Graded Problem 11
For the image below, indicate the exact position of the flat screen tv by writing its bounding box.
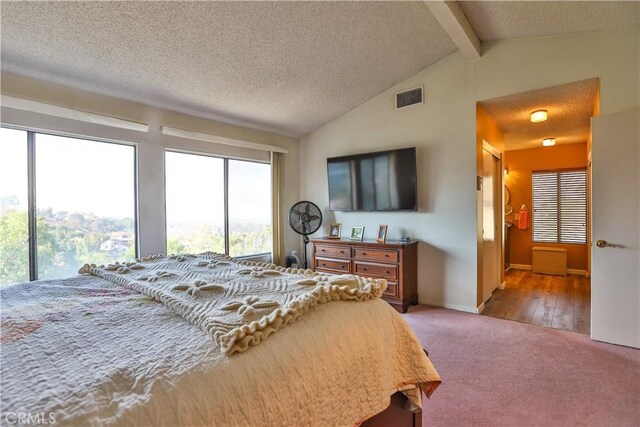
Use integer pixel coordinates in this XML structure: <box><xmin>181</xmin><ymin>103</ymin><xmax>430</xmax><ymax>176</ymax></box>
<box><xmin>327</xmin><ymin>147</ymin><xmax>417</xmax><ymax>211</ymax></box>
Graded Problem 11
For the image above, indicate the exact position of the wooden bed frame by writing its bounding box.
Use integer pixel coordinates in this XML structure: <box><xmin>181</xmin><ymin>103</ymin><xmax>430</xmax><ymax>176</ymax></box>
<box><xmin>362</xmin><ymin>392</ymin><xmax>422</xmax><ymax>427</ymax></box>
<box><xmin>361</xmin><ymin>348</ymin><xmax>429</xmax><ymax>427</ymax></box>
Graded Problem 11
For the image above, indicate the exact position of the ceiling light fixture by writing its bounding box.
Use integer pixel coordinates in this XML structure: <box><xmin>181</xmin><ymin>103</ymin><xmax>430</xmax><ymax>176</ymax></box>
<box><xmin>530</xmin><ymin>110</ymin><xmax>548</xmax><ymax>123</ymax></box>
<box><xmin>542</xmin><ymin>138</ymin><xmax>556</xmax><ymax>147</ymax></box>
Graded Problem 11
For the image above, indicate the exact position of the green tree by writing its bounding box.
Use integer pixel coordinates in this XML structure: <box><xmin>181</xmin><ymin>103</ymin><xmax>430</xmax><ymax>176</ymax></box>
<box><xmin>0</xmin><ymin>211</ymin><xmax>29</xmax><ymax>285</ymax></box>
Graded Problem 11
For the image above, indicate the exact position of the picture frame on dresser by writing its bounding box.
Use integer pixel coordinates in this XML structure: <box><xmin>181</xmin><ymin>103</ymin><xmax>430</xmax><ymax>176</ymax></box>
<box><xmin>328</xmin><ymin>223</ymin><xmax>342</xmax><ymax>239</ymax></box>
<box><xmin>376</xmin><ymin>225</ymin><xmax>388</xmax><ymax>243</ymax></box>
<box><xmin>350</xmin><ymin>226</ymin><xmax>365</xmax><ymax>241</ymax></box>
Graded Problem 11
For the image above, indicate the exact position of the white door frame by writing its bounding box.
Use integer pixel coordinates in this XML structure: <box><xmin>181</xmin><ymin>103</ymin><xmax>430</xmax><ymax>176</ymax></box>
<box><xmin>480</xmin><ymin>140</ymin><xmax>504</xmax><ymax>308</ymax></box>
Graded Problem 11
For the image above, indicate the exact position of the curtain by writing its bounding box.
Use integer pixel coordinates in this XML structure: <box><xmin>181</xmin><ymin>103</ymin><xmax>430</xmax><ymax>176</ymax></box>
<box><xmin>271</xmin><ymin>152</ymin><xmax>285</xmax><ymax>265</ymax></box>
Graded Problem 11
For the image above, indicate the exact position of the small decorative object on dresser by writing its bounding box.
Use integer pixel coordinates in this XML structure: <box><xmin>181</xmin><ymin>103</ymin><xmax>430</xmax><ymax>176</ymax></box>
<box><xmin>350</xmin><ymin>226</ymin><xmax>365</xmax><ymax>241</ymax></box>
<box><xmin>328</xmin><ymin>223</ymin><xmax>342</xmax><ymax>239</ymax></box>
<box><xmin>311</xmin><ymin>237</ymin><xmax>419</xmax><ymax>313</ymax></box>
<box><xmin>376</xmin><ymin>225</ymin><xmax>388</xmax><ymax>243</ymax></box>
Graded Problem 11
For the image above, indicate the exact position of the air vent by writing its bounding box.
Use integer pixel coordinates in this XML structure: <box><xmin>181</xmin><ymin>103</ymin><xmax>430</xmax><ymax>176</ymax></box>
<box><xmin>395</xmin><ymin>86</ymin><xmax>423</xmax><ymax>110</ymax></box>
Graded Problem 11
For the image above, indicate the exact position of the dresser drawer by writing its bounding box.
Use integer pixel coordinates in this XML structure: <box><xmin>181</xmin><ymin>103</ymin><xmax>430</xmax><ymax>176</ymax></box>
<box><xmin>354</xmin><ymin>262</ymin><xmax>398</xmax><ymax>280</ymax></box>
<box><xmin>315</xmin><ymin>258</ymin><xmax>350</xmax><ymax>274</ymax></box>
<box><xmin>315</xmin><ymin>244</ymin><xmax>351</xmax><ymax>259</ymax></box>
<box><xmin>353</xmin><ymin>248</ymin><xmax>399</xmax><ymax>263</ymax></box>
<box><xmin>383</xmin><ymin>281</ymin><xmax>399</xmax><ymax>298</ymax></box>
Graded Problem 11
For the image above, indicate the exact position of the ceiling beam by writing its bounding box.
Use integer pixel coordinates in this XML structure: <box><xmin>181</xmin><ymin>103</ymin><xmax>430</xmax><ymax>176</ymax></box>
<box><xmin>425</xmin><ymin>0</ymin><xmax>481</xmax><ymax>59</ymax></box>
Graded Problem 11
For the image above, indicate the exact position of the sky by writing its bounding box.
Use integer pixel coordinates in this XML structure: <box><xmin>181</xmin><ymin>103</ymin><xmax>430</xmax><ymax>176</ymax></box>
<box><xmin>165</xmin><ymin>151</ymin><xmax>271</xmax><ymax>224</ymax></box>
<box><xmin>1</xmin><ymin>128</ymin><xmax>135</xmax><ymax>218</ymax></box>
<box><xmin>1</xmin><ymin>128</ymin><xmax>271</xmax><ymax>225</ymax></box>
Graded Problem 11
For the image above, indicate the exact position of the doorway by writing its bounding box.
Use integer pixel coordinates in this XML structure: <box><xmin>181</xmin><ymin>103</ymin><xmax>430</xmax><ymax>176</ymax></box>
<box><xmin>476</xmin><ymin>79</ymin><xmax>598</xmax><ymax>336</ymax></box>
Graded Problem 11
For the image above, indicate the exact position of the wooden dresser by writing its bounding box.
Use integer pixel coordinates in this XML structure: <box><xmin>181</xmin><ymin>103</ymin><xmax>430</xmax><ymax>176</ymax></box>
<box><xmin>310</xmin><ymin>238</ymin><xmax>418</xmax><ymax>313</ymax></box>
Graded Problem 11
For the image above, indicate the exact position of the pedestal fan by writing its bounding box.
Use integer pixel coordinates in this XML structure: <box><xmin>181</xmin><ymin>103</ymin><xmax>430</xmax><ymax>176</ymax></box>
<box><xmin>288</xmin><ymin>201</ymin><xmax>322</xmax><ymax>269</ymax></box>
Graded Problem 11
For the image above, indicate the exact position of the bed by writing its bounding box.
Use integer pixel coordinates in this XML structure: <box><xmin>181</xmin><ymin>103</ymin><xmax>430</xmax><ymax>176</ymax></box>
<box><xmin>0</xmin><ymin>252</ymin><xmax>440</xmax><ymax>426</ymax></box>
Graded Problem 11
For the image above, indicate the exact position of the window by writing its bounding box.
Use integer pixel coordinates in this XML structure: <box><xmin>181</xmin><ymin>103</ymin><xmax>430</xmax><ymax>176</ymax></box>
<box><xmin>165</xmin><ymin>152</ymin><xmax>225</xmax><ymax>254</ymax></box>
<box><xmin>0</xmin><ymin>128</ymin><xmax>137</xmax><ymax>286</ymax></box>
<box><xmin>532</xmin><ymin>169</ymin><xmax>587</xmax><ymax>244</ymax></box>
<box><xmin>0</xmin><ymin>129</ymin><xmax>29</xmax><ymax>285</ymax></box>
<box><xmin>165</xmin><ymin>151</ymin><xmax>272</xmax><ymax>258</ymax></box>
<box><xmin>228</xmin><ymin>160</ymin><xmax>272</xmax><ymax>257</ymax></box>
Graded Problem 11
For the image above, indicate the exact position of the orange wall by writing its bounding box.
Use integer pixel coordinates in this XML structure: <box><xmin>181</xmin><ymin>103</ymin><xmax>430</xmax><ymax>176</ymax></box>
<box><xmin>504</xmin><ymin>143</ymin><xmax>589</xmax><ymax>271</ymax></box>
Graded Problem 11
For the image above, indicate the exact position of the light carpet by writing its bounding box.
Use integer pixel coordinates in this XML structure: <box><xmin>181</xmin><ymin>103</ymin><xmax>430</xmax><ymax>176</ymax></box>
<box><xmin>403</xmin><ymin>305</ymin><xmax>640</xmax><ymax>426</ymax></box>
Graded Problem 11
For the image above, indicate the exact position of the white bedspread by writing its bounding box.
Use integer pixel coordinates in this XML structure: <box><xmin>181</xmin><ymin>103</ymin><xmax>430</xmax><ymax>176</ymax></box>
<box><xmin>1</xmin><ymin>271</ymin><xmax>440</xmax><ymax>426</ymax></box>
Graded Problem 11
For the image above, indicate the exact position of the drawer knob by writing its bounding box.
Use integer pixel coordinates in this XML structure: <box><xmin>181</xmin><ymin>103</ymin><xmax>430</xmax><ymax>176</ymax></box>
<box><xmin>362</xmin><ymin>252</ymin><xmax>367</xmax><ymax>255</ymax></box>
<box><xmin>386</xmin><ymin>271</ymin><xmax>390</xmax><ymax>274</ymax></box>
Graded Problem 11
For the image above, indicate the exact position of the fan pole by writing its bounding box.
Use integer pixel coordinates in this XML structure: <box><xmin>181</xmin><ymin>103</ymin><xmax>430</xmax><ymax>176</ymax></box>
<box><xmin>303</xmin><ymin>235</ymin><xmax>309</xmax><ymax>269</ymax></box>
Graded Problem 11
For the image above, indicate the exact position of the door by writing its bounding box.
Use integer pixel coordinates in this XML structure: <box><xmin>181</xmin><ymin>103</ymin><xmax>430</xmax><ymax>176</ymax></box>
<box><xmin>591</xmin><ymin>110</ymin><xmax>639</xmax><ymax>348</ymax></box>
<box><xmin>482</xmin><ymin>146</ymin><xmax>501</xmax><ymax>303</ymax></box>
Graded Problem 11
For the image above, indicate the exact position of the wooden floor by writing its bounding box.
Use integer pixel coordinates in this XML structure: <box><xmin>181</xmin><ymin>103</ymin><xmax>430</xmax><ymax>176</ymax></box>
<box><xmin>482</xmin><ymin>269</ymin><xmax>590</xmax><ymax>335</ymax></box>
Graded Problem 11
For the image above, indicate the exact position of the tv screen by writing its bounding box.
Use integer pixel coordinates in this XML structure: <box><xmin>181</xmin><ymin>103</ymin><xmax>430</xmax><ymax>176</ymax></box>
<box><xmin>327</xmin><ymin>147</ymin><xmax>417</xmax><ymax>211</ymax></box>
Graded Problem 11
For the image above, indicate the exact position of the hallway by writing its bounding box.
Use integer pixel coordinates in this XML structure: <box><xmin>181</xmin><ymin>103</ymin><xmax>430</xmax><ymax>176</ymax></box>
<box><xmin>482</xmin><ymin>269</ymin><xmax>590</xmax><ymax>335</ymax></box>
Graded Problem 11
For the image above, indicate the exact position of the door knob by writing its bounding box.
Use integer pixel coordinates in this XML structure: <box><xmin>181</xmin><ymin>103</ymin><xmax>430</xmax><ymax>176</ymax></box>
<box><xmin>596</xmin><ymin>239</ymin><xmax>615</xmax><ymax>248</ymax></box>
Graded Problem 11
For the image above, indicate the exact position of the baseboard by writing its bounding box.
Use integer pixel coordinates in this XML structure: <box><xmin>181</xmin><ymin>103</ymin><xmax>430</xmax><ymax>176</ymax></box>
<box><xmin>497</xmin><ymin>281</ymin><xmax>506</xmax><ymax>290</ymax></box>
<box><xmin>476</xmin><ymin>302</ymin><xmax>485</xmax><ymax>314</ymax></box>
<box><xmin>567</xmin><ymin>269</ymin><xmax>589</xmax><ymax>276</ymax></box>
<box><xmin>508</xmin><ymin>264</ymin><xmax>588</xmax><ymax>276</ymax></box>
<box><xmin>421</xmin><ymin>300</ymin><xmax>477</xmax><ymax>314</ymax></box>
<box><xmin>509</xmin><ymin>263</ymin><xmax>532</xmax><ymax>271</ymax></box>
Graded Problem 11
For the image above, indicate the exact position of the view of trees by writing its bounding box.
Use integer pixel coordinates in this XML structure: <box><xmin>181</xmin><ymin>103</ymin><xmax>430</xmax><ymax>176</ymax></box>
<box><xmin>0</xmin><ymin>202</ymin><xmax>136</xmax><ymax>285</ymax></box>
<box><xmin>166</xmin><ymin>222</ymin><xmax>272</xmax><ymax>258</ymax></box>
<box><xmin>1</xmin><ymin>202</ymin><xmax>271</xmax><ymax>286</ymax></box>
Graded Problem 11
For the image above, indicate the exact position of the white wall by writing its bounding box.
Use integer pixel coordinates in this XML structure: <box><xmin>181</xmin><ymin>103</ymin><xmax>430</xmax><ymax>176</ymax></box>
<box><xmin>476</xmin><ymin>27</ymin><xmax>639</xmax><ymax>115</ymax></box>
<box><xmin>0</xmin><ymin>72</ymin><xmax>301</xmax><ymax>259</ymax></box>
<box><xmin>301</xmin><ymin>53</ymin><xmax>479</xmax><ymax>312</ymax></box>
<box><xmin>300</xmin><ymin>27</ymin><xmax>639</xmax><ymax>312</ymax></box>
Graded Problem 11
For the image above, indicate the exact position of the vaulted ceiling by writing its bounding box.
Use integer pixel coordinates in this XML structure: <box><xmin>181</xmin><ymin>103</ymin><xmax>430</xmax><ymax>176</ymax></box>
<box><xmin>1</xmin><ymin>1</ymin><xmax>637</xmax><ymax>137</ymax></box>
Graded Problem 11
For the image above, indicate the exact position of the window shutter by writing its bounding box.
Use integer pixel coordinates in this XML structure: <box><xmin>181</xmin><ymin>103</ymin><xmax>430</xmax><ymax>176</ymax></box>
<box><xmin>559</xmin><ymin>170</ymin><xmax>587</xmax><ymax>244</ymax></box>
<box><xmin>532</xmin><ymin>172</ymin><xmax>559</xmax><ymax>242</ymax></box>
<box><xmin>532</xmin><ymin>169</ymin><xmax>587</xmax><ymax>244</ymax></box>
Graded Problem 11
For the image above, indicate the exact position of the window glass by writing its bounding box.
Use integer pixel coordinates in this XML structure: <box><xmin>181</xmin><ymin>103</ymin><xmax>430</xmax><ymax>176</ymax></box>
<box><xmin>165</xmin><ymin>151</ymin><xmax>225</xmax><ymax>254</ymax></box>
<box><xmin>228</xmin><ymin>160</ymin><xmax>272</xmax><ymax>257</ymax></box>
<box><xmin>35</xmin><ymin>134</ymin><xmax>136</xmax><ymax>279</ymax></box>
<box><xmin>0</xmin><ymin>128</ymin><xmax>29</xmax><ymax>286</ymax></box>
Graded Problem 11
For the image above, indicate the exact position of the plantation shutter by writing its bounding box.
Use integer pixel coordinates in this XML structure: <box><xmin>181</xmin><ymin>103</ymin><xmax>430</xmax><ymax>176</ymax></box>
<box><xmin>532</xmin><ymin>169</ymin><xmax>587</xmax><ymax>244</ymax></box>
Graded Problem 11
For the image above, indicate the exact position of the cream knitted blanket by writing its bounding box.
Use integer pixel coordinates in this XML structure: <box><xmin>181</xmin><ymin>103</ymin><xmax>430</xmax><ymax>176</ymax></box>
<box><xmin>79</xmin><ymin>252</ymin><xmax>386</xmax><ymax>355</ymax></box>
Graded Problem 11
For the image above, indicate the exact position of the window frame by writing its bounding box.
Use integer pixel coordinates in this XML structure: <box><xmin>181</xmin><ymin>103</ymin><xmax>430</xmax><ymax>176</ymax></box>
<box><xmin>531</xmin><ymin>167</ymin><xmax>588</xmax><ymax>245</ymax></box>
<box><xmin>0</xmin><ymin>125</ymin><xmax>139</xmax><ymax>282</ymax></box>
<box><xmin>164</xmin><ymin>149</ymin><xmax>272</xmax><ymax>260</ymax></box>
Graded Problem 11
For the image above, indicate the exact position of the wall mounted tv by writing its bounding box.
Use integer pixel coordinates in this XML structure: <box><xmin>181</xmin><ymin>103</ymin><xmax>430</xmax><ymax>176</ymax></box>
<box><xmin>327</xmin><ymin>147</ymin><xmax>417</xmax><ymax>211</ymax></box>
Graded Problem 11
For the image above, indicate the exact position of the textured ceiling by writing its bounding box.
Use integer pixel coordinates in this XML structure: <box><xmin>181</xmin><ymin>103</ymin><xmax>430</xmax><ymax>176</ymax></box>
<box><xmin>0</xmin><ymin>1</ymin><xmax>456</xmax><ymax>137</ymax></box>
<box><xmin>459</xmin><ymin>1</ymin><xmax>639</xmax><ymax>41</ymax></box>
<box><xmin>479</xmin><ymin>79</ymin><xmax>598</xmax><ymax>151</ymax></box>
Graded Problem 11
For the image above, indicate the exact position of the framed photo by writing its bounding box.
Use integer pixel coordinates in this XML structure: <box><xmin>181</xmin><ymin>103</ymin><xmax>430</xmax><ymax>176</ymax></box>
<box><xmin>376</xmin><ymin>225</ymin><xmax>388</xmax><ymax>243</ymax></box>
<box><xmin>328</xmin><ymin>223</ymin><xmax>342</xmax><ymax>239</ymax></box>
<box><xmin>350</xmin><ymin>226</ymin><xmax>365</xmax><ymax>241</ymax></box>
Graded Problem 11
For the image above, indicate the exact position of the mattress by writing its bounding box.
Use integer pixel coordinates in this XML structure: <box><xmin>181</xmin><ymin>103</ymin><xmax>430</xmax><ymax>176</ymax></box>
<box><xmin>1</xmin><ymin>262</ymin><xmax>440</xmax><ymax>426</ymax></box>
